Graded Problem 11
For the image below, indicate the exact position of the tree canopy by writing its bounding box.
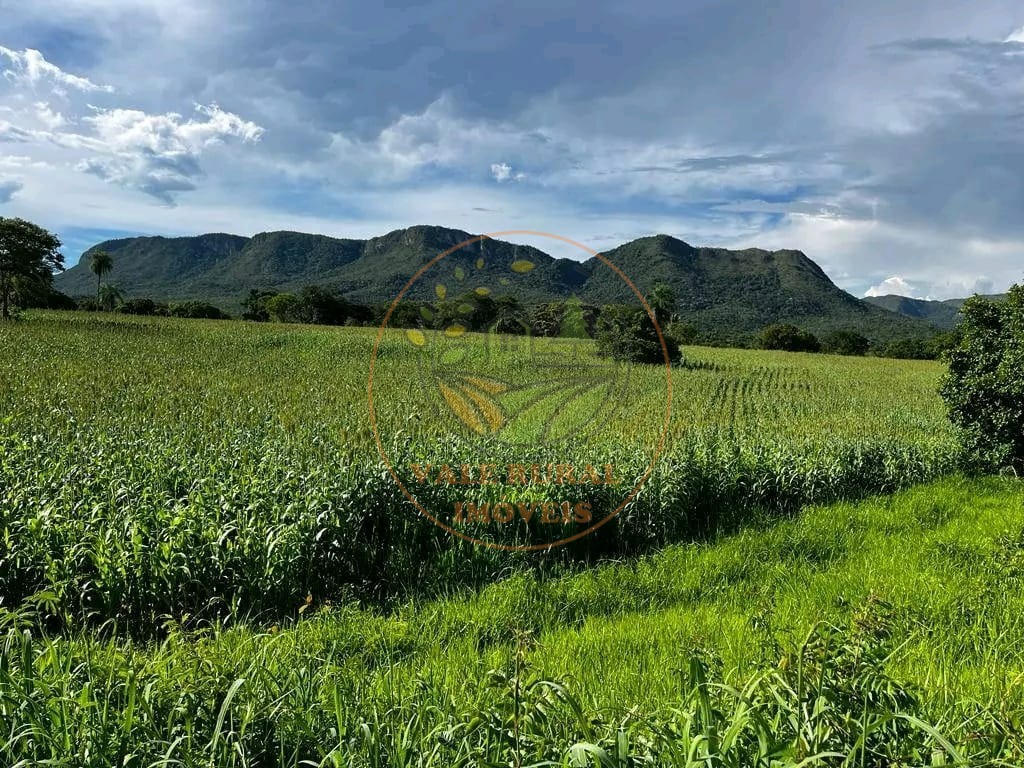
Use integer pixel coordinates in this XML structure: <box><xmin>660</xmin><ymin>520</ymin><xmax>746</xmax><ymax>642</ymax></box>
<box><xmin>89</xmin><ymin>250</ymin><xmax>114</xmax><ymax>301</ymax></box>
<box><xmin>594</xmin><ymin>283</ymin><xmax>681</xmax><ymax>365</ymax></box>
<box><xmin>757</xmin><ymin>323</ymin><xmax>821</xmax><ymax>353</ymax></box>
<box><xmin>939</xmin><ymin>285</ymin><xmax>1024</xmax><ymax>472</ymax></box>
<box><xmin>0</xmin><ymin>217</ymin><xmax>63</xmax><ymax>320</ymax></box>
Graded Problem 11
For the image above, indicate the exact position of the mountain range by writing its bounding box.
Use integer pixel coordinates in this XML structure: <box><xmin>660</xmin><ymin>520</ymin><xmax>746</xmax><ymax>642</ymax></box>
<box><xmin>862</xmin><ymin>294</ymin><xmax>1007</xmax><ymax>329</ymax></box>
<box><xmin>56</xmin><ymin>225</ymin><xmax>951</xmax><ymax>344</ymax></box>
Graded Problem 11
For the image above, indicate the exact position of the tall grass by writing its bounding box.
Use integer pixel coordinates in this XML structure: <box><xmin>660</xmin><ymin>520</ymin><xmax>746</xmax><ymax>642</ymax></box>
<box><xmin>0</xmin><ymin>477</ymin><xmax>1021</xmax><ymax>766</ymax></box>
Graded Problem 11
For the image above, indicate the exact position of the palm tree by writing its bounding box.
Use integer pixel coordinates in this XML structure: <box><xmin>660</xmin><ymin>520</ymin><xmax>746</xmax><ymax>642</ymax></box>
<box><xmin>89</xmin><ymin>250</ymin><xmax>113</xmax><ymax>302</ymax></box>
<box><xmin>647</xmin><ymin>282</ymin><xmax>676</xmax><ymax>327</ymax></box>
<box><xmin>97</xmin><ymin>284</ymin><xmax>123</xmax><ymax>312</ymax></box>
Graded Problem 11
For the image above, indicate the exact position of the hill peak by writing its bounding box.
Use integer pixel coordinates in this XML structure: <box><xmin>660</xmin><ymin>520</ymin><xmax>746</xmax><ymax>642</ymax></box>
<box><xmin>366</xmin><ymin>224</ymin><xmax>475</xmax><ymax>251</ymax></box>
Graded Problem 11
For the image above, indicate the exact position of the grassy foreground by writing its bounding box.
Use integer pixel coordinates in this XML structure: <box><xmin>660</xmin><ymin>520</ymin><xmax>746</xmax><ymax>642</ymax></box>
<box><xmin>2</xmin><ymin>476</ymin><xmax>1023</xmax><ymax>766</ymax></box>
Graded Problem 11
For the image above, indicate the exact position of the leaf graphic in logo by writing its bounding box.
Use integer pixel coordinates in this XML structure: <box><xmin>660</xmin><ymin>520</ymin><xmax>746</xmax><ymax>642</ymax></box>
<box><xmin>462</xmin><ymin>376</ymin><xmax>508</xmax><ymax>395</ymax></box>
<box><xmin>458</xmin><ymin>303</ymin><xmax>475</xmax><ymax>315</ymax></box>
<box><xmin>476</xmin><ymin>257</ymin><xmax>485</xmax><ymax>269</ymax></box>
<box><xmin>436</xmin><ymin>376</ymin><xmax>509</xmax><ymax>434</ymax></box>
<box><xmin>454</xmin><ymin>266</ymin><xmax>465</xmax><ymax>281</ymax></box>
<box><xmin>474</xmin><ymin>287</ymin><xmax>491</xmax><ymax>297</ymax></box>
<box><xmin>406</xmin><ymin>329</ymin><xmax>426</xmax><ymax>346</ymax></box>
<box><xmin>420</xmin><ymin>306</ymin><xmax>434</xmax><ymax>322</ymax></box>
<box><xmin>510</xmin><ymin>260</ymin><xmax>535</xmax><ymax>274</ymax></box>
<box><xmin>437</xmin><ymin>381</ymin><xmax>485</xmax><ymax>434</ymax></box>
<box><xmin>435</xmin><ymin>283</ymin><xmax>447</xmax><ymax>300</ymax></box>
<box><xmin>444</xmin><ymin>323</ymin><xmax>466</xmax><ymax>338</ymax></box>
<box><xmin>459</xmin><ymin>383</ymin><xmax>505</xmax><ymax>431</ymax></box>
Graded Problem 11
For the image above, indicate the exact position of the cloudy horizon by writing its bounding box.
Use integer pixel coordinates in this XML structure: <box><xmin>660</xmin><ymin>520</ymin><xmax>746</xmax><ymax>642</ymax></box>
<box><xmin>1</xmin><ymin>0</ymin><xmax>1023</xmax><ymax>300</ymax></box>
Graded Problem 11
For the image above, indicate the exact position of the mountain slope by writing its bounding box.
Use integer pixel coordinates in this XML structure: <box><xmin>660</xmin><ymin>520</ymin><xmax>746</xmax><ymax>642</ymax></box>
<box><xmin>57</xmin><ymin>233</ymin><xmax>250</xmax><ymax>299</ymax></box>
<box><xmin>56</xmin><ymin>226</ymin><xmax>939</xmax><ymax>343</ymax></box>
<box><xmin>582</xmin><ymin>235</ymin><xmax>931</xmax><ymax>343</ymax></box>
<box><xmin>864</xmin><ymin>294</ymin><xmax>1007</xmax><ymax>329</ymax></box>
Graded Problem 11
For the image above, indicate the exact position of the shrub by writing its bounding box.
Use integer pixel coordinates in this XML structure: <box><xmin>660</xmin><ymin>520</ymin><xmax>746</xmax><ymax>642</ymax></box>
<box><xmin>169</xmin><ymin>301</ymin><xmax>230</xmax><ymax>320</ymax></box>
<box><xmin>822</xmin><ymin>330</ymin><xmax>869</xmax><ymax>356</ymax></box>
<box><xmin>531</xmin><ymin>299</ymin><xmax>598</xmax><ymax>338</ymax></box>
<box><xmin>939</xmin><ymin>286</ymin><xmax>1024</xmax><ymax>472</ymax></box>
<box><xmin>20</xmin><ymin>287</ymin><xmax>77</xmax><ymax>310</ymax></box>
<box><xmin>265</xmin><ymin>292</ymin><xmax>303</xmax><ymax>323</ymax></box>
<box><xmin>377</xmin><ymin>300</ymin><xmax>424</xmax><ymax>329</ymax></box>
<box><xmin>757</xmin><ymin>323</ymin><xmax>820</xmax><ymax>352</ymax></box>
<box><xmin>297</xmin><ymin>285</ymin><xmax>354</xmax><ymax>325</ymax></box>
<box><xmin>666</xmin><ymin>320</ymin><xmax>700</xmax><ymax>346</ymax></box>
<box><xmin>595</xmin><ymin>304</ymin><xmax>680</xmax><ymax>364</ymax></box>
<box><xmin>118</xmin><ymin>298</ymin><xmax>167</xmax><ymax>316</ymax></box>
<box><xmin>878</xmin><ymin>337</ymin><xmax>932</xmax><ymax>360</ymax></box>
<box><xmin>241</xmin><ymin>289</ymin><xmax>277</xmax><ymax>321</ymax></box>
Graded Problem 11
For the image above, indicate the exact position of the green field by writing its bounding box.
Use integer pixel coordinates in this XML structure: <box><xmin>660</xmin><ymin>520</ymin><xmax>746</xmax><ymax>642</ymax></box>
<box><xmin>3</xmin><ymin>312</ymin><xmax>1019</xmax><ymax>766</ymax></box>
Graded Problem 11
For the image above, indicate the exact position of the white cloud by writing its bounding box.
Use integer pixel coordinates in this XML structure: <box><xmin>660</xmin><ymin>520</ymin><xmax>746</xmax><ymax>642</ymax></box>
<box><xmin>489</xmin><ymin>162</ymin><xmax>525</xmax><ymax>182</ymax></box>
<box><xmin>316</xmin><ymin>94</ymin><xmax>549</xmax><ymax>184</ymax></box>
<box><xmin>72</xmin><ymin>104</ymin><xmax>264</xmax><ymax>203</ymax></box>
<box><xmin>1006</xmin><ymin>26</ymin><xmax>1024</xmax><ymax>43</ymax></box>
<box><xmin>2</xmin><ymin>101</ymin><xmax>264</xmax><ymax>204</ymax></box>
<box><xmin>0</xmin><ymin>46</ymin><xmax>113</xmax><ymax>94</ymax></box>
<box><xmin>0</xmin><ymin>40</ymin><xmax>264</xmax><ymax>206</ymax></box>
<box><xmin>491</xmin><ymin>162</ymin><xmax>512</xmax><ymax>182</ymax></box>
<box><xmin>34</xmin><ymin>102</ymin><xmax>67</xmax><ymax>129</ymax></box>
<box><xmin>864</xmin><ymin>275</ymin><xmax>920</xmax><ymax>297</ymax></box>
<box><xmin>747</xmin><ymin>212</ymin><xmax>1024</xmax><ymax>300</ymax></box>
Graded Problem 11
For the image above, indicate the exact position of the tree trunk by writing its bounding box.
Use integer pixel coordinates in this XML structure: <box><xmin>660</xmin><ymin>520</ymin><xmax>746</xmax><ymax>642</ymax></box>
<box><xmin>0</xmin><ymin>271</ymin><xmax>8</xmax><ymax>320</ymax></box>
<box><xmin>97</xmin><ymin>272</ymin><xmax>101</xmax><ymax>302</ymax></box>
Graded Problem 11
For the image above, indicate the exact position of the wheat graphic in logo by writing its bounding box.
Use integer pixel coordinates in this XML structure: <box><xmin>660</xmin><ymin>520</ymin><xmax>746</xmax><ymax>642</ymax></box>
<box><xmin>403</xmin><ymin>254</ymin><xmax>626</xmax><ymax>445</ymax></box>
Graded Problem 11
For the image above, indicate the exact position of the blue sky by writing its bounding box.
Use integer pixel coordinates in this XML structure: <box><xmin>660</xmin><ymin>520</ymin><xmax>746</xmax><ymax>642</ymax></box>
<box><xmin>1</xmin><ymin>0</ymin><xmax>1023</xmax><ymax>299</ymax></box>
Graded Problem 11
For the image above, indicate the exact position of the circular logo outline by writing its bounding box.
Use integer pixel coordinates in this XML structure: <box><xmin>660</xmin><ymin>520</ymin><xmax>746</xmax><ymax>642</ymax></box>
<box><xmin>367</xmin><ymin>229</ymin><xmax>673</xmax><ymax>551</ymax></box>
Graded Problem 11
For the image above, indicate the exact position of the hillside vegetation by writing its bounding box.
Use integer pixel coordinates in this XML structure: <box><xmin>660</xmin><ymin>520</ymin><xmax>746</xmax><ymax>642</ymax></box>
<box><xmin>55</xmin><ymin>226</ymin><xmax>938</xmax><ymax>345</ymax></box>
<box><xmin>864</xmin><ymin>294</ymin><xmax>1008</xmax><ymax>329</ymax></box>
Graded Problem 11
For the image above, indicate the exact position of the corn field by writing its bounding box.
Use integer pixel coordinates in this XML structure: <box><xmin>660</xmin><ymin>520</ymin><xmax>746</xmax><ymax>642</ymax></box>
<box><xmin>5</xmin><ymin>312</ymin><xmax>1019</xmax><ymax>767</ymax></box>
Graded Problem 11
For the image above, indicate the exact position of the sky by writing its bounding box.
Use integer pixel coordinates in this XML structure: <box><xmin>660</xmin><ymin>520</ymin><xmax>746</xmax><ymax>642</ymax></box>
<box><xmin>0</xmin><ymin>0</ymin><xmax>1023</xmax><ymax>299</ymax></box>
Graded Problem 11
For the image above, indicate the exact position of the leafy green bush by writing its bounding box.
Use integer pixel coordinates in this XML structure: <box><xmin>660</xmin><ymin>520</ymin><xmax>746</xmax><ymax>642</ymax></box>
<box><xmin>169</xmin><ymin>301</ymin><xmax>230</xmax><ymax>319</ymax></box>
<box><xmin>240</xmin><ymin>288</ymin><xmax>277</xmax><ymax>320</ymax></box>
<box><xmin>251</xmin><ymin>286</ymin><xmax>373</xmax><ymax>325</ymax></box>
<box><xmin>530</xmin><ymin>299</ymin><xmax>599</xmax><ymax>338</ymax></box>
<box><xmin>117</xmin><ymin>297</ymin><xmax>168</xmax><ymax>316</ymax></box>
<box><xmin>758</xmin><ymin>323</ymin><xmax>820</xmax><ymax>352</ymax></box>
<box><xmin>595</xmin><ymin>304</ymin><xmax>680</xmax><ymax>364</ymax></box>
<box><xmin>822</xmin><ymin>329</ymin><xmax>869</xmax><ymax>356</ymax></box>
<box><xmin>939</xmin><ymin>285</ymin><xmax>1024</xmax><ymax>472</ymax></box>
<box><xmin>666</xmin><ymin>319</ymin><xmax>700</xmax><ymax>346</ymax></box>
<box><xmin>877</xmin><ymin>331</ymin><xmax>962</xmax><ymax>361</ymax></box>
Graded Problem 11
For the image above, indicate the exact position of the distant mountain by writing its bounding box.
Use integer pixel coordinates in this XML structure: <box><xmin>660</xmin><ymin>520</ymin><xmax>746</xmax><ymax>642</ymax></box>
<box><xmin>863</xmin><ymin>294</ymin><xmax>1007</xmax><ymax>329</ymax></box>
<box><xmin>56</xmin><ymin>225</ymin><xmax>939</xmax><ymax>344</ymax></box>
<box><xmin>585</xmin><ymin>235</ymin><xmax>930</xmax><ymax>343</ymax></box>
<box><xmin>57</xmin><ymin>226</ymin><xmax>587</xmax><ymax>308</ymax></box>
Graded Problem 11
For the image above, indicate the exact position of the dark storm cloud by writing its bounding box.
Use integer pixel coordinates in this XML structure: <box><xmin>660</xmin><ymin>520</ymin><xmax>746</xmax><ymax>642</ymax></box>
<box><xmin>2</xmin><ymin>0</ymin><xmax>1024</xmax><ymax>295</ymax></box>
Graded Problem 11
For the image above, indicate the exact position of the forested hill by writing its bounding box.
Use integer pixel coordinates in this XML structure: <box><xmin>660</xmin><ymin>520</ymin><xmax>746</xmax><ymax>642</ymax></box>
<box><xmin>56</xmin><ymin>225</ymin><xmax>937</xmax><ymax>343</ymax></box>
<box><xmin>863</xmin><ymin>293</ymin><xmax>1008</xmax><ymax>329</ymax></box>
